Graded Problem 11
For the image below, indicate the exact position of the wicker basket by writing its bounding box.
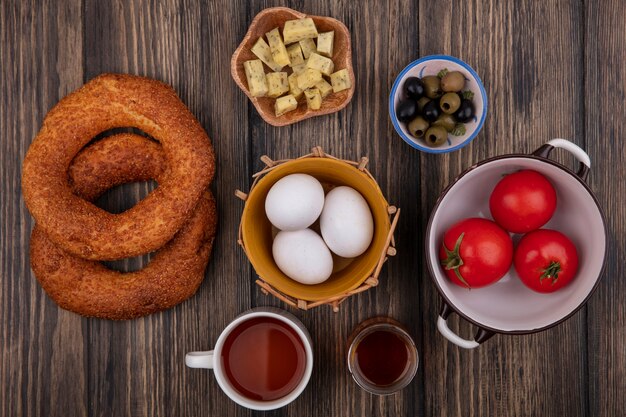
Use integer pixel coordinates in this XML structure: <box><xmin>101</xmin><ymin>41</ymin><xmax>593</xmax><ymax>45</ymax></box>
<box><xmin>235</xmin><ymin>146</ymin><xmax>399</xmax><ymax>312</ymax></box>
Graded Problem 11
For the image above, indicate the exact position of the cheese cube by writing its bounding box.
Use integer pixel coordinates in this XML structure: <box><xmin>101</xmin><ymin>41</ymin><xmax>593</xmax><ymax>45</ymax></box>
<box><xmin>315</xmin><ymin>79</ymin><xmax>333</xmax><ymax>98</ymax></box>
<box><xmin>316</xmin><ymin>31</ymin><xmax>334</xmax><ymax>57</ymax></box>
<box><xmin>299</xmin><ymin>38</ymin><xmax>317</xmax><ymax>59</ymax></box>
<box><xmin>306</xmin><ymin>52</ymin><xmax>334</xmax><ymax>76</ymax></box>
<box><xmin>283</xmin><ymin>18</ymin><xmax>318</xmax><ymax>44</ymax></box>
<box><xmin>251</xmin><ymin>37</ymin><xmax>283</xmax><ymax>72</ymax></box>
<box><xmin>286</xmin><ymin>43</ymin><xmax>305</xmax><ymax>66</ymax></box>
<box><xmin>330</xmin><ymin>69</ymin><xmax>352</xmax><ymax>93</ymax></box>
<box><xmin>266</xmin><ymin>28</ymin><xmax>291</xmax><ymax>67</ymax></box>
<box><xmin>275</xmin><ymin>94</ymin><xmax>298</xmax><ymax>116</ymax></box>
<box><xmin>296</xmin><ymin>68</ymin><xmax>323</xmax><ymax>90</ymax></box>
<box><xmin>304</xmin><ymin>88</ymin><xmax>322</xmax><ymax>110</ymax></box>
<box><xmin>266</xmin><ymin>72</ymin><xmax>289</xmax><ymax>98</ymax></box>
<box><xmin>243</xmin><ymin>59</ymin><xmax>268</xmax><ymax>97</ymax></box>
<box><xmin>291</xmin><ymin>61</ymin><xmax>308</xmax><ymax>75</ymax></box>
<box><xmin>287</xmin><ymin>73</ymin><xmax>304</xmax><ymax>100</ymax></box>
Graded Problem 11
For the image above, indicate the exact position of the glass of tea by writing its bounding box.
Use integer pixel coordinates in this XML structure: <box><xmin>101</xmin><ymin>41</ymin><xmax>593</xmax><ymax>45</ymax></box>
<box><xmin>347</xmin><ymin>317</ymin><xmax>418</xmax><ymax>395</ymax></box>
<box><xmin>185</xmin><ymin>307</ymin><xmax>313</xmax><ymax>410</ymax></box>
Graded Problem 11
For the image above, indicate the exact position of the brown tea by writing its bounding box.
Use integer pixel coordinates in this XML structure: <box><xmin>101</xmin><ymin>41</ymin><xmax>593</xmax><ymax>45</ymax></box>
<box><xmin>354</xmin><ymin>329</ymin><xmax>410</xmax><ymax>386</ymax></box>
<box><xmin>221</xmin><ymin>317</ymin><xmax>306</xmax><ymax>401</ymax></box>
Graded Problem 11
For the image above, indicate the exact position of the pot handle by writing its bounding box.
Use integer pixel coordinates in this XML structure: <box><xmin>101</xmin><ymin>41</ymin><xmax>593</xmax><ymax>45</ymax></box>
<box><xmin>437</xmin><ymin>301</ymin><xmax>495</xmax><ymax>349</ymax></box>
<box><xmin>532</xmin><ymin>138</ymin><xmax>591</xmax><ymax>181</ymax></box>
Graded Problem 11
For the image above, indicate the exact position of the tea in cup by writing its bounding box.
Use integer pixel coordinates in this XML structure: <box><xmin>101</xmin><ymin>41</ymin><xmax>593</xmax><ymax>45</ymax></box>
<box><xmin>347</xmin><ymin>317</ymin><xmax>418</xmax><ymax>395</ymax></box>
<box><xmin>185</xmin><ymin>307</ymin><xmax>313</xmax><ymax>410</ymax></box>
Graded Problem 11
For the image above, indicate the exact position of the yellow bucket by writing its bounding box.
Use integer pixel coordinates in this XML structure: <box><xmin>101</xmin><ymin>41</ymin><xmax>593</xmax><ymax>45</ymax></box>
<box><xmin>237</xmin><ymin>148</ymin><xmax>398</xmax><ymax>309</ymax></box>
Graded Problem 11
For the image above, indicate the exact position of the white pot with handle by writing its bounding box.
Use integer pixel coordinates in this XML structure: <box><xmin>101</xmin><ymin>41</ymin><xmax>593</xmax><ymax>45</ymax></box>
<box><xmin>425</xmin><ymin>139</ymin><xmax>607</xmax><ymax>349</ymax></box>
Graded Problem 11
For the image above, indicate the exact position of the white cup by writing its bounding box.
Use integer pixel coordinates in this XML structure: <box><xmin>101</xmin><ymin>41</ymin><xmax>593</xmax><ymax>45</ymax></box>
<box><xmin>185</xmin><ymin>307</ymin><xmax>313</xmax><ymax>410</ymax></box>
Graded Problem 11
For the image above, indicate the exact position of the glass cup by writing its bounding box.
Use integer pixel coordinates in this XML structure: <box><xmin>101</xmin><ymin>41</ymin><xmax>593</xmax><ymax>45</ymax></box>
<box><xmin>347</xmin><ymin>317</ymin><xmax>418</xmax><ymax>395</ymax></box>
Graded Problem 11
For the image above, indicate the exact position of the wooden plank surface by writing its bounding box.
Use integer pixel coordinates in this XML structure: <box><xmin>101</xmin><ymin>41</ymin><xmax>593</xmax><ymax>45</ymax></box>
<box><xmin>585</xmin><ymin>0</ymin><xmax>626</xmax><ymax>416</ymax></box>
<box><xmin>417</xmin><ymin>1</ymin><xmax>589</xmax><ymax>416</ymax></box>
<box><xmin>1</xmin><ymin>0</ymin><xmax>625</xmax><ymax>416</ymax></box>
<box><xmin>1</xmin><ymin>1</ymin><xmax>88</xmax><ymax>417</ymax></box>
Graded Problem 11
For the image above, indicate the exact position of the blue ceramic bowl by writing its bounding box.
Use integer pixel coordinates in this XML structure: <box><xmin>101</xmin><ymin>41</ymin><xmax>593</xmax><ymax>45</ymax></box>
<box><xmin>389</xmin><ymin>55</ymin><xmax>487</xmax><ymax>153</ymax></box>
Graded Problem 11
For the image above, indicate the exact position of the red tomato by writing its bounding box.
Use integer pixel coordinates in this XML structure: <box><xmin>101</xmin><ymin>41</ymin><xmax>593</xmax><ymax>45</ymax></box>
<box><xmin>439</xmin><ymin>218</ymin><xmax>513</xmax><ymax>288</ymax></box>
<box><xmin>489</xmin><ymin>170</ymin><xmax>557</xmax><ymax>233</ymax></box>
<box><xmin>514</xmin><ymin>229</ymin><xmax>579</xmax><ymax>293</ymax></box>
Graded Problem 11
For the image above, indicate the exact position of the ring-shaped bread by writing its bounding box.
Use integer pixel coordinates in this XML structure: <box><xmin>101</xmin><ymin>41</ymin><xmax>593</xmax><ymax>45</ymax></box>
<box><xmin>23</xmin><ymin>73</ymin><xmax>215</xmax><ymax>260</ymax></box>
<box><xmin>29</xmin><ymin>134</ymin><xmax>217</xmax><ymax>319</ymax></box>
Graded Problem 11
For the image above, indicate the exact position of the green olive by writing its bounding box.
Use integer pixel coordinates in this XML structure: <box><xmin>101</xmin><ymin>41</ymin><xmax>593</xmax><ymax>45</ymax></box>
<box><xmin>422</xmin><ymin>75</ymin><xmax>442</xmax><ymax>99</ymax></box>
<box><xmin>432</xmin><ymin>114</ymin><xmax>457</xmax><ymax>132</ymax></box>
<box><xmin>439</xmin><ymin>92</ymin><xmax>461</xmax><ymax>114</ymax></box>
<box><xmin>424</xmin><ymin>126</ymin><xmax>448</xmax><ymax>147</ymax></box>
<box><xmin>441</xmin><ymin>71</ymin><xmax>465</xmax><ymax>92</ymax></box>
<box><xmin>408</xmin><ymin>116</ymin><xmax>429</xmax><ymax>138</ymax></box>
<box><xmin>416</xmin><ymin>97</ymin><xmax>431</xmax><ymax>113</ymax></box>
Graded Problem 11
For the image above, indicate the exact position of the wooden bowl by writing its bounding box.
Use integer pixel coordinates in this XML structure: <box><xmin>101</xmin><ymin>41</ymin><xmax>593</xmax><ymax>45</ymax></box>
<box><xmin>231</xmin><ymin>7</ymin><xmax>355</xmax><ymax>127</ymax></box>
<box><xmin>236</xmin><ymin>148</ymin><xmax>399</xmax><ymax>311</ymax></box>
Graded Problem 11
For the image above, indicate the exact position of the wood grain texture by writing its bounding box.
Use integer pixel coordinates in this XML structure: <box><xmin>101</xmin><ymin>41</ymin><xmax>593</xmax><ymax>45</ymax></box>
<box><xmin>248</xmin><ymin>2</ymin><xmax>422</xmax><ymax>416</ymax></box>
<box><xmin>1</xmin><ymin>1</ymin><xmax>88</xmax><ymax>417</ymax></box>
<box><xmin>1</xmin><ymin>0</ymin><xmax>625</xmax><ymax>416</ymax></box>
<box><xmin>417</xmin><ymin>1</ymin><xmax>589</xmax><ymax>416</ymax></box>
<box><xmin>82</xmin><ymin>1</ymin><xmax>252</xmax><ymax>416</ymax></box>
<box><xmin>584</xmin><ymin>0</ymin><xmax>626</xmax><ymax>416</ymax></box>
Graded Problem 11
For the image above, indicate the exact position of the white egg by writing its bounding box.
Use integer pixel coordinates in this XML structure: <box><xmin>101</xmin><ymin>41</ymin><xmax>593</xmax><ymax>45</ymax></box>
<box><xmin>320</xmin><ymin>186</ymin><xmax>374</xmax><ymax>258</ymax></box>
<box><xmin>272</xmin><ymin>229</ymin><xmax>333</xmax><ymax>285</ymax></box>
<box><xmin>265</xmin><ymin>174</ymin><xmax>325</xmax><ymax>231</ymax></box>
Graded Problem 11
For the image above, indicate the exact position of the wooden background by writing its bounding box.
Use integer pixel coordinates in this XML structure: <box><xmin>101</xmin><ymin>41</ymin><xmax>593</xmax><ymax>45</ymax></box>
<box><xmin>1</xmin><ymin>0</ymin><xmax>625</xmax><ymax>416</ymax></box>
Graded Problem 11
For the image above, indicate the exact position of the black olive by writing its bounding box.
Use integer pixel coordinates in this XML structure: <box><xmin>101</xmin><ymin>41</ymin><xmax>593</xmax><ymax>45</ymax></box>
<box><xmin>403</xmin><ymin>77</ymin><xmax>425</xmax><ymax>99</ymax></box>
<box><xmin>422</xmin><ymin>99</ymin><xmax>441</xmax><ymax>122</ymax></box>
<box><xmin>396</xmin><ymin>99</ymin><xmax>418</xmax><ymax>123</ymax></box>
<box><xmin>454</xmin><ymin>99</ymin><xmax>475</xmax><ymax>123</ymax></box>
